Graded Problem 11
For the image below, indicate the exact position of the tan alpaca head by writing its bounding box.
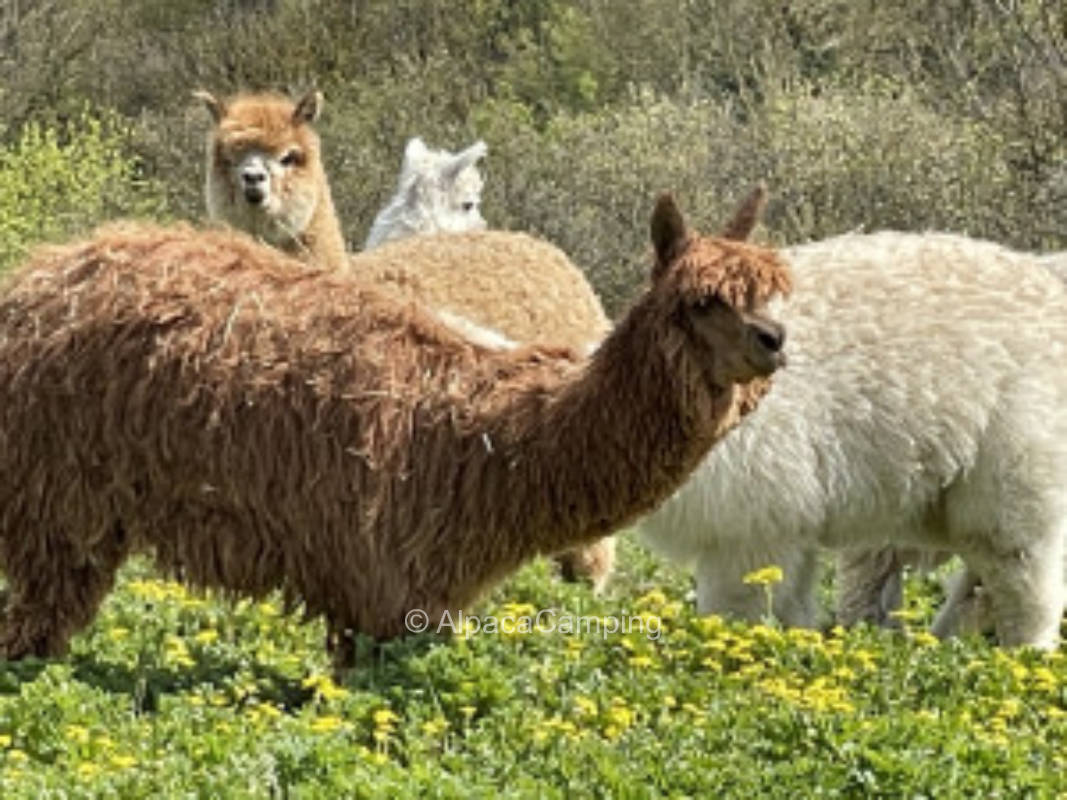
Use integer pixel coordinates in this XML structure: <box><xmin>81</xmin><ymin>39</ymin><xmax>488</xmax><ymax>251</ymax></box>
<box><xmin>195</xmin><ymin>89</ymin><xmax>327</xmax><ymax>253</ymax></box>
<box><xmin>649</xmin><ymin>186</ymin><xmax>791</xmax><ymax>388</ymax></box>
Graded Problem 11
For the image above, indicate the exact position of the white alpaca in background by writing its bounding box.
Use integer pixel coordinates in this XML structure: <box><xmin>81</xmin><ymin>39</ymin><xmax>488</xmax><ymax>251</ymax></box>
<box><xmin>639</xmin><ymin>229</ymin><xmax>1067</xmax><ymax>649</ymax></box>
<box><xmin>364</xmin><ymin>137</ymin><xmax>488</xmax><ymax>249</ymax></box>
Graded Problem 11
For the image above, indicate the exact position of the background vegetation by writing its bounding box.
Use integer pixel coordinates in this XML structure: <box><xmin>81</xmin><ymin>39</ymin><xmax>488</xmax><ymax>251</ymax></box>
<box><xmin>1</xmin><ymin>0</ymin><xmax>1064</xmax><ymax>310</ymax></box>
<box><xmin>1</xmin><ymin>2</ymin><xmax>1066</xmax><ymax>795</ymax></box>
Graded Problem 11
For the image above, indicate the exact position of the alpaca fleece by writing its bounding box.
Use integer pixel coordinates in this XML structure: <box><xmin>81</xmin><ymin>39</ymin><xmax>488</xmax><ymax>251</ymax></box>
<box><xmin>354</xmin><ymin>230</ymin><xmax>611</xmax><ymax>353</ymax></box>
<box><xmin>0</xmin><ymin>214</ymin><xmax>790</xmax><ymax>663</ymax></box>
<box><xmin>640</xmin><ymin>231</ymin><xmax>1067</xmax><ymax>648</ymax></box>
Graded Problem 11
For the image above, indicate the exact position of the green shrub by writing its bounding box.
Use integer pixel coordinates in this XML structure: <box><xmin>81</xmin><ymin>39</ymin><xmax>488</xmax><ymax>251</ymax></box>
<box><xmin>0</xmin><ymin>109</ymin><xmax>166</xmax><ymax>273</ymax></box>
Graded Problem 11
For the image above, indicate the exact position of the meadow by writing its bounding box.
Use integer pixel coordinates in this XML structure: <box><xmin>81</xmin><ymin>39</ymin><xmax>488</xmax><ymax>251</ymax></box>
<box><xmin>1</xmin><ymin>1</ymin><xmax>1066</xmax><ymax>796</ymax></box>
<box><xmin>0</xmin><ymin>539</ymin><xmax>1063</xmax><ymax>798</ymax></box>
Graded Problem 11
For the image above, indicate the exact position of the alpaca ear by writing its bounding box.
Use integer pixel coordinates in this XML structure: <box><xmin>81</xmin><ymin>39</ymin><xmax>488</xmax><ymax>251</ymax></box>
<box><xmin>402</xmin><ymin>137</ymin><xmax>430</xmax><ymax>171</ymax></box>
<box><xmin>650</xmin><ymin>193</ymin><xmax>688</xmax><ymax>270</ymax></box>
<box><xmin>192</xmin><ymin>90</ymin><xmax>224</xmax><ymax>122</ymax></box>
<box><xmin>445</xmin><ymin>140</ymin><xmax>488</xmax><ymax>178</ymax></box>
<box><xmin>720</xmin><ymin>183</ymin><xmax>768</xmax><ymax>241</ymax></box>
<box><xmin>293</xmin><ymin>90</ymin><xmax>323</xmax><ymax>124</ymax></box>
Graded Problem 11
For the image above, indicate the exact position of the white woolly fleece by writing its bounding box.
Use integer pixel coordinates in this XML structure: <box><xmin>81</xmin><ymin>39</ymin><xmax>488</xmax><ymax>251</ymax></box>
<box><xmin>639</xmin><ymin>231</ymin><xmax>1067</xmax><ymax>648</ymax></box>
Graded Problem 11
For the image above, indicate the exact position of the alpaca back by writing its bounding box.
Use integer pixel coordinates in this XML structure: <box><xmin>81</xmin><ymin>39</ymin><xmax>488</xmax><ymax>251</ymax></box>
<box><xmin>641</xmin><ymin>231</ymin><xmax>1067</xmax><ymax>563</ymax></box>
<box><xmin>351</xmin><ymin>230</ymin><xmax>611</xmax><ymax>353</ymax></box>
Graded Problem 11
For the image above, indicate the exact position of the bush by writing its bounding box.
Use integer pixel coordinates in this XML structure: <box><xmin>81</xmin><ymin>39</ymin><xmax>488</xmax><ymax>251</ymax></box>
<box><xmin>0</xmin><ymin>109</ymin><xmax>166</xmax><ymax>273</ymax></box>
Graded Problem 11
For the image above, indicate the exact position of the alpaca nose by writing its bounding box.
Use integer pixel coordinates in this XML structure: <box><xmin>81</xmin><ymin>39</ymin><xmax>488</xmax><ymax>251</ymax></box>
<box><xmin>241</xmin><ymin>168</ymin><xmax>268</xmax><ymax>204</ymax></box>
<box><xmin>752</xmin><ymin>319</ymin><xmax>785</xmax><ymax>353</ymax></box>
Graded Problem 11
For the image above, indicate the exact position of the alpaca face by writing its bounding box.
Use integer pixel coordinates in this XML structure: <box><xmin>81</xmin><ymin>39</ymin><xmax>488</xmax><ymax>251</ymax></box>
<box><xmin>650</xmin><ymin>190</ymin><xmax>792</xmax><ymax>388</ymax></box>
<box><xmin>197</xmin><ymin>90</ymin><xmax>324</xmax><ymax>250</ymax></box>
<box><xmin>683</xmin><ymin>295</ymin><xmax>786</xmax><ymax>385</ymax></box>
<box><xmin>405</xmin><ymin>138</ymin><xmax>488</xmax><ymax>235</ymax></box>
<box><xmin>364</xmin><ymin>138</ymin><xmax>488</xmax><ymax>248</ymax></box>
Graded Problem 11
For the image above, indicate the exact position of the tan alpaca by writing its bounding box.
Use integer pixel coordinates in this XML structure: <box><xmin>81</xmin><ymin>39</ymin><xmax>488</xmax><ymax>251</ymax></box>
<box><xmin>195</xmin><ymin>90</ymin><xmax>617</xmax><ymax>590</ymax></box>
<box><xmin>195</xmin><ymin>89</ymin><xmax>348</xmax><ymax>270</ymax></box>
<box><xmin>0</xmin><ymin>191</ymin><xmax>790</xmax><ymax>670</ymax></box>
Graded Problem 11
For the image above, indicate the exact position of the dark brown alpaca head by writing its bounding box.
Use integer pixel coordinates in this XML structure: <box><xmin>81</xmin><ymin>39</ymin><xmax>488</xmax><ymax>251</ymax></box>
<box><xmin>647</xmin><ymin>186</ymin><xmax>791</xmax><ymax>389</ymax></box>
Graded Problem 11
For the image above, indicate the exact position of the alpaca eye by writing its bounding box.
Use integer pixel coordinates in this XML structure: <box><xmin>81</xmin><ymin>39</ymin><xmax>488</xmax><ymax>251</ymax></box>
<box><xmin>280</xmin><ymin>150</ymin><xmax>302</xmax><ymax>167</ymax></box>
<box><xmin>694</xmin><ymin>295</ymin><xmax>720</xmax><ymax>314</ymax></box>
<box><xmin>461</xmin><ymin>201</ymin><xmax>475</xmax><ymax>212</ymax></box>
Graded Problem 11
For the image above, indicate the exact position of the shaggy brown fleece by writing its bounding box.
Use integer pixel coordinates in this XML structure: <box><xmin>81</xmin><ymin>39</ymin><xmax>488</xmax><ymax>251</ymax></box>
<box><xmin>0</xmin><ymin>199</ymin><xmax>790</xmax><ymax>667</ymax></box>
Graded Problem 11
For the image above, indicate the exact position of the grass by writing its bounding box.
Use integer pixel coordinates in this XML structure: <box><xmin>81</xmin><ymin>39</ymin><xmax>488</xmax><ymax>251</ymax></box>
<box><xmin>0</xmin><ymin>536</ymin><xmax>1064</xmax><ymax>798</ymax></box>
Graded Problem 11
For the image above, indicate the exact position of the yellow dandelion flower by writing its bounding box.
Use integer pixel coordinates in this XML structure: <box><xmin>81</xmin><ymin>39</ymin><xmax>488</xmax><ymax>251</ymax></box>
<box><xmin>742</xmin><ymin>566</ymin><xmax>784</xmax><ymax>586</ymax></box>
<box><xmin>602</xmin><ymin>725</ymin><xmax>621</xmax><ymax>740</ymax></box>
<box><xmin>109</xmin><ymin>627</ymin><xmax>129</xmax><ymax>641</ymax></box>
<box><xmin>65</xmin><ymin>725</ymin><xmax>90</xmax><ymax>745</ymax></box>
<box><xmin>109</xmin><ymin>754</ymin><xmax>137</xmax><ymax>770</ymax></box>
<box><xmin>628</xmin><ymin>654</ymin><xmax>654</xmax><ymax>669</ymax></box>
<box><xmin>372</xmin><ymin>709</ymin><xmax>399</xmax><ymax>728</ymax></box>
<box><xmin>310</xmin><ymin>715</ymin><xmax>344</xmax><ymax>734</ymax></box>
<box><xmin>605</xmin><ymin>704</ymin><xmax>635</xmax><ymax>730</ymax></box>
<box><xmin>459</xmin><ymin>705</ymin><xmax>477</xmax><ymax>720</ymax></box>
<box><xmin>7</xmin><ymin>749</ymin><xmax>27</xmax><ymax>763</ymax></box>
<box><xmin>195</xmin><ymin>629</ymin><xmax>219</xmax><ymax>645</ymax></box>
<box><xmin>637</xmin><ymin>589</ymin><xmax>668</xmax><ymax>608</ymax></box>
<box><xmin>0</xmin><ymin>734</ymin><xmax>10</xmax><ymax>748</ymax></box>
<box><xmin>77</xmin><ymin>761</ymin><xmax>101</xmax><ymax>778</ymax></box>
<box><xmin>662</xmin><ymin>695</ymin><xmax>677</xmax><ymax>709</ymax></box>
<box><xmin>420</xmin><ymin>717</ymin><xmax>448</xmax><ymax>737</ymax></box>
<box><xmin>572</xmin><ymin>695</ymin><xmax>598</xmax><ymax>717</ymax></box>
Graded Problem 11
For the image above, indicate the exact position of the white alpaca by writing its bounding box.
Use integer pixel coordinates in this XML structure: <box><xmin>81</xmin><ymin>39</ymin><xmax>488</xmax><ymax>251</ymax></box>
<box><xmin>639</xmin><ymin>231</ymin><xmax>1067</xmax><ymax>648</ymax></box>
<box><xmin>364</xmin><ymin>137</ymin><xmax>488</xmax><ymax>249</ymax></box>
<box><xmin>837</xmin><ymin>245</ymin><xmax>1067</xmax><ymax>635</ymax></box>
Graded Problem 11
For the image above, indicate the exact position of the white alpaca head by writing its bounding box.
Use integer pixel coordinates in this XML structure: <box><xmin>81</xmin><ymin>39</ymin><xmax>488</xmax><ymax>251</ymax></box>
<box><xmin>363</xmin><ymin>137</ymin><xmax>488</xmax><ymax>249</ymax></box>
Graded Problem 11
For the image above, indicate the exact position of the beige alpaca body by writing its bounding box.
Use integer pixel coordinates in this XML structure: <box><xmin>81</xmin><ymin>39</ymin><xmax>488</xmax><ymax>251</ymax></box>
<box><xmin>198</xmin><ymin>90</ymin><xmax>348</xmax><ymax>271</ymax></box>
<box><xmin>354</xmin><ymin>231</ymin><xmax>610</xmax><ymax>354</ymax></box>
<box><xmin>0</xmin><ymin>199</ymin><xmax>789</xmax><ymax>666</ymax></box>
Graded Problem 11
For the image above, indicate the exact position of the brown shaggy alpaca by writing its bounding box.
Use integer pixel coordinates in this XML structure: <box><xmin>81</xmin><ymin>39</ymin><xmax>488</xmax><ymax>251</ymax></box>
<box><xmin>195</xmin><ymin>89</ymin><xmax>348</xmax><ymax>271</ymax></box>
<box><xmin>0</xmin><ymin>193</ymin><xmax>789</xmax><ymax>668</ymax></box>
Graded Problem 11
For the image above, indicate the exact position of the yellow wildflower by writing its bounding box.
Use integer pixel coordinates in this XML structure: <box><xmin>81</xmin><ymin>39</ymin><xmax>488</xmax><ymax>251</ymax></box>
<box><xmin>742</xmin><ymin>565</ymin><xmax>784</xmax><ymax>586</ymax></box>
<box><xmin>310</xmin><ymin>715</ymin><xmax>344</xmax><ymax>734</ymax></box>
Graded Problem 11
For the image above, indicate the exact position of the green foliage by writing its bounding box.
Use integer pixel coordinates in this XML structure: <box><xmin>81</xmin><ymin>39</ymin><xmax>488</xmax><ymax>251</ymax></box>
<box><xmin>0</xmin><ymin>110</ymin><xmax>165</xmax><ymax>273</ymax></box>
<box><xmin>0</xmin><ymin>544</ymin><xmax>1064</xmax><ymax>797</ymax></box>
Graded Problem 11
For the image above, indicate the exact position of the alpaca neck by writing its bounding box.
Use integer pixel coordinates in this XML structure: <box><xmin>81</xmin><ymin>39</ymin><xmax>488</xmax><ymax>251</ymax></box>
<box><xmin>480</xmin><ymin>303</ymin><xmax>737</xmax><ymax>565</ymax></box>
<box><xmin>297</xmin><ymin>180</ymin><xmax>348</xmax><ymax>272</ymax></box>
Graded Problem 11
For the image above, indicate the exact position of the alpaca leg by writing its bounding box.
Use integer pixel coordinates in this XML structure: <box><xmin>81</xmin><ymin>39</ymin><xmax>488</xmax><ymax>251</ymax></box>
<box><xmin>930</xmin><ymin>566</ymin><xmax>985</xmax><ymax>640</ymax></box>
<box><xmin>694</xmin><ymin>546</ymin><xmax>819</xmax><ymax>627</ymax></box>
<box><xmin>962</xmin><ymin>528</ymin><xmax>1065</xmax><ymax>649</ymax></box>
<box><xmin>556</xmin><ymin>536</ymin><xmax>616</xmax><ymax>593</ymax></box>
<box><xmin>0</xmin><ymin>526</ymin><xmax>128</xmax><ymax>660</ymax></box>
<box><xmin>835</xmin><ymin>546</ymin><xmax>904</xmax><ymax>628</ymax></box>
